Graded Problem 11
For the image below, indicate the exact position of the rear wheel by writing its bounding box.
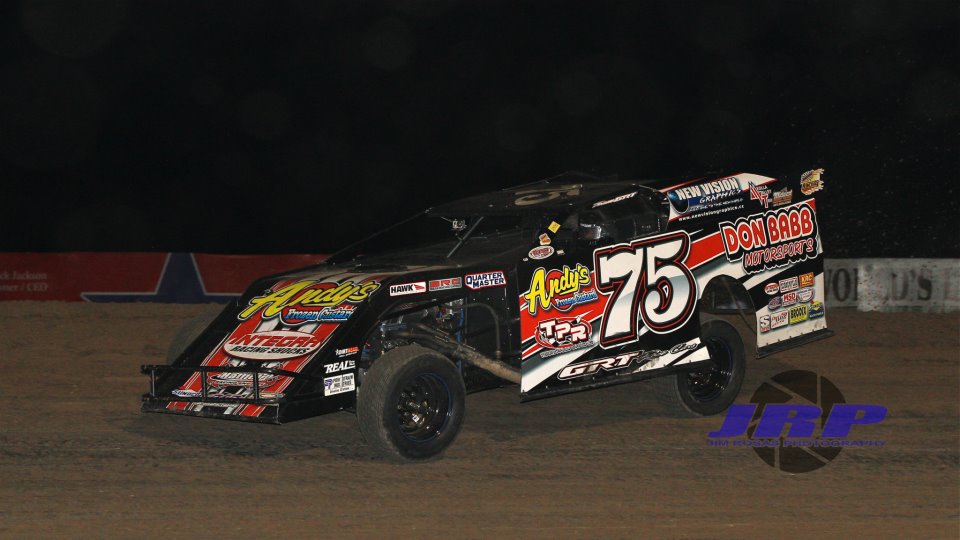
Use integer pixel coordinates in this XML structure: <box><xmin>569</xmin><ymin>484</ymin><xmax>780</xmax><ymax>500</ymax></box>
<box><xmin>357</xmin><ymin>345</ymin><xmax>466</xmax><ymax>461</ymax></box>
<box><xmin>653</xmin><ymin>319</ymin><xmax>745</xmax><ymax>416</ymax></box>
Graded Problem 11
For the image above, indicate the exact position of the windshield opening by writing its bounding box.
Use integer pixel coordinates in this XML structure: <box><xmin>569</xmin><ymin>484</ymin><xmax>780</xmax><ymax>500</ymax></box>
<box><xmin>327</xmin><ymin>211</ymin><xmax>550</xmax><ymax>265</ymax></box>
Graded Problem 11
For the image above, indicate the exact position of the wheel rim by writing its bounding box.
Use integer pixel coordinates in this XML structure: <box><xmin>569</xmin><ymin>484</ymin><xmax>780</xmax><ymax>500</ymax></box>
<box><xmin>684</xmin><ymin>336</ymin><xmax>734</xmax><ymax>402</ymax></box>
<box><xmin>396</xmin><ymin>372</ymin><xmax>452</xmax><ymax>442</ymax></box>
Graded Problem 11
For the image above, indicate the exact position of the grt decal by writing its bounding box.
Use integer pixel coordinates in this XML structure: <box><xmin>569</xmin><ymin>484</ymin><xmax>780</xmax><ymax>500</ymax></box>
<box><xmin>593</xmin><ymin>231</ymin><xmax>697</xmax><ymax>346</ymax></box>
<box><xmin>239</xmin><ymin>279</ymin><xmax>379</xmax><ymax>322</ymax></box>
<box><xmin>720</xmin><ymin>202</ymin><xmax>819</xmax><ymax>274</ymax></box>
<box><xmin>524</xmin><ymin>263</ymin><xmax>592</xmax><ymax>315</ymax></box>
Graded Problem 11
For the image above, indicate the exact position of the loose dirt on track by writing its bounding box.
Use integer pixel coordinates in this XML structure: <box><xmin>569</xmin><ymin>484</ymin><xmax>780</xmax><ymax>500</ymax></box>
<box><xmin>0</xmin><ymin>302</ymin><xmax>957</xmax><ymax>538</ymax></box>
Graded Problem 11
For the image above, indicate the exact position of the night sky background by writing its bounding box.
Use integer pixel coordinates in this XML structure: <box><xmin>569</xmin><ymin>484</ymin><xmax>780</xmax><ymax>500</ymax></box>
<box><xmin>1</xmin><ymin>1</ymin><xmax>957</xmax><ymax>257</ymax></box>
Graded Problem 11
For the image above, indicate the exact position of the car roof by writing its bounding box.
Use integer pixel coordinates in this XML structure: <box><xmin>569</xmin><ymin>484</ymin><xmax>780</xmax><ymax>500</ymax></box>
<box><xmin>426</xmin><ymin>172</ymin><xmax>659</xmax><ymax>217</ymax></box>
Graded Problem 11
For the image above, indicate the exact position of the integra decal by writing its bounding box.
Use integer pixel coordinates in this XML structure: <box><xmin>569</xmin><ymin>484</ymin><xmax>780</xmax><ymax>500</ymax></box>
<box><xmin>719</xmin><ymin>202</ymin><xmax>820</xmax><ymax>274</ymax></box>
<box><xmin>524</xmin><ymin>263</ymin><xmax>593</xmax><ymax>315</ymax></box>
<box><xmin>224</xmin><ymin>330</ymin><xmax>326</xmax><ymax>360</ymax></box>
<box><xmin>239</xmin><ymin>279</ymin><xmax>379</xmax><ymax>322</ymax></box>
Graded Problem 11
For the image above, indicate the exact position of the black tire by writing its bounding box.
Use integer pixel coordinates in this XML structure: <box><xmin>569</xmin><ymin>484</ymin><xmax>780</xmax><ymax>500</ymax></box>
<box><xmin>167</xmin><ymin>314</ymin><xmax>217</xmax><ymax>364</ymax></box>
<box><xmin>356</xmin><ymin>345</ymin><xmax>466</xmax><ymax>461</ymax></box>
<box><xmin>652</xmin><ymin>319</ymin><xmax>746</xmax><ymax>416</ymax></box>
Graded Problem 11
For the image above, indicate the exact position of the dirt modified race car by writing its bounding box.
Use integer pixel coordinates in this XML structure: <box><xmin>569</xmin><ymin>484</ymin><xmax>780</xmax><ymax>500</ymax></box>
<box><xmin>142</xmin><ymin>170</ymin><xmax>832</xmax><ymax>460</ymax></box>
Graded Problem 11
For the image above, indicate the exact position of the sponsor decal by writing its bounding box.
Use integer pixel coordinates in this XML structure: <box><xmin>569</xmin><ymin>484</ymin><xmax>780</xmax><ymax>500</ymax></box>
<box><xmin>768</xmin><ymin>296</ymin><xmax>782</xmax><ymax>311</ymax></box>
<box><xmin>428</xmin><ymin>277</ymin><xmax>462</xmax><ymax>291</ymax></box>
<box><xmin>324</xmin><ymin>359</ymin><xmax>355</xmax><ymax>374</ymax></box>
<box><xmin>719</xmin><ymin>203</ymin><xmax>819</xmax><ymax>274</ymax></box>
<box><xmin>764</xmin><ymin>283</ymin><xmax>779</xmax><ymax>295</ymax></box>
<box><xmin>557</xmin><ymin>342</ymin><xmax>698</xmax><ymax>380</ymax></box>
<box><xmin>779</xmin><ymin>276</ymin><xmax>799</xmax><ymax>292</ymax></box>
<box><xmin>797</xmin><ymin>288</ymin><xmax>815</xmax><ymax>303</ymax></box>
<box><xmin>172</xmin><ymin>389</ymin><xmax>201</xmax><ymax>398</ymax></box>
<box><xmin>547</xmin><ymin>221</ymin><xmax>561</xmax><ymax>233</ymax></box>
<box><xmin>789</xmin><ymin>304</ymin><xmax>809</xmax><ymax>324</ymax></box>
<box><xmin>335</xmin><ymin>346</ymin><xmax>359</xmax><ymax>357</ymax></box>
<box><xmin>799</xmin><ymin>272</ymin><xmax>815</xmax><ymax>288</ymax></box>
<box><xmin>225</xmin><ymin>330</ymin><xmax>325</xmax><ymax>360</ymax></box>
<box><xmin>524</xmin><ymin>263</ymin><xmax>592</xmax><ymax>315</ymax></box>
<box><xmin>593</xmin><ymin>191</ymin><xmax>637</xmax><ymax>208</ymax></box>
<box><xmin>389</xmin><ymin>282</ymin><xmax>426</xmax><ymax>296</ymax></box>
<box><xmin>800</xmin><ymin>168</ymin><xmax>825</xmax><ymax>195</ymax></box>
<box><xmin>239</xmin><ymin>279</ymin><xmax>379</xmax><ymax>322</ymax></box>
<box><xmin>528</xmin><ymin>246</ymin><xmax>555</xmax><ymax>260</ymax></box>
<box><xmin>464</xmin><ymin>271</ymin><xmax>506</xmax><ymax>290</ymax></box>
<box><xmin>323</xmin><ymin>373</ymin><xmax>355</xmax><ymax>396</ymax></box>
<box><xmin>782</xmin><ymin>291</ymin><xmax>798</xmax><ymax>307</ymax></box>
<box><xmin>759</xmin><ymin>315</ymin><xmax>771</xmax><ymax>333</ymax></box>
<box><xmin>809</xmin><ymin>300</ymin><xmax>825</xmax><ymax>318</ymax></box>
<box><xmin>283</xmin><ymin>305</ymin><xmax>355</xmax><ymax>324</ymax></box>
<box><xmin>749</xmin><ymin>181</ymin><xmax>771</xmax><ymax>208</ymax></box>
<box><xmin>770</xmin><ymin>310</ymin><xmax>789</xmax><ymax>329</ymax></box>
<box><xmin>773</xmin><ymin>187</ymin><xmax>793</xmax><ymax>207</ymax></box>
<box><xmin>514</xmin><ymin>185</ymin><xmax>581</xmax><ymax>206</ymax></box>
<box><xmin>535</xmin><ymin>317</ymin><xmax>592</xmax><ymax>352</ymax></box>
<box><xmin>208</xmin><ymin>371</ymin><xmax>278</xmax><ymax>389</ymax></box>
<box><xmin>707</xmin><ymin>370</ymin><xmax>887</xmax><ymax>473</ymax></box>
<box><xmin>538</xmin><ymin>233</ymin><xmax>552</xmax><ymax>246</ymax></box>
<box><xmin>668</xmin><ymin>176</ymin><xmax>743</xmax><ymax>215</ymax></box>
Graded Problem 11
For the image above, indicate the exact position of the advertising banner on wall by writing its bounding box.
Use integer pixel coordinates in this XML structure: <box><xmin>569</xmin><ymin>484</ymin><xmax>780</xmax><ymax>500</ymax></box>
<box><xmin>0</xmin><ymin>252</ymin><xmax>326</xmax><ymax>303</ymax></box>
<box><xmin>824</xmin><ymin>258</ymin><xmax>959</xmax><ymax>312</ymax></box>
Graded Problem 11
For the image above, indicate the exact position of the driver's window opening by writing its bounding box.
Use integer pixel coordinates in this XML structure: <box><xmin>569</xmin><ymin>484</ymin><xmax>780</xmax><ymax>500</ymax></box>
<box><xmin>556</xmin><ymin>193</ymin><xmax>663</xmax><ymax>246</ymax></box>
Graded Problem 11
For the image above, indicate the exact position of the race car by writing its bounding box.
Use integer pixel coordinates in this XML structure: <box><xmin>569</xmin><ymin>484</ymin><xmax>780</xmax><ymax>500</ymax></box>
<box><xmin>142</xmin><ymin>170</ymin><xmax>832</xmax><ymax>460</ymax></box>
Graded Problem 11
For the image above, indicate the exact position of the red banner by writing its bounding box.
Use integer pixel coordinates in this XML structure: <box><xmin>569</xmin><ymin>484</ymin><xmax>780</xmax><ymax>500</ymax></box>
<box><xmin>0</xmin><ymin>253</ymin><xmax>326</xmax><ymax>302</ymax></box>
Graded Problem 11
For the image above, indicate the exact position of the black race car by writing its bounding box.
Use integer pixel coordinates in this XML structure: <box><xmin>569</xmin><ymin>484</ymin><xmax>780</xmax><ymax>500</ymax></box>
<box><xmin>142</xmin><ymin>170</ymin><xmax>832</xmax><ymax>460</ymax></box>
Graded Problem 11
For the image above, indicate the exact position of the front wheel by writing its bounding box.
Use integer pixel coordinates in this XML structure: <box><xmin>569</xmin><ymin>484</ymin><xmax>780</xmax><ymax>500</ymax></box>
<box><xmin>653</xmin><ymin>319</ymin><xmax>746</xmax><ymax>416</ymax></box>
<box><xmin>356</xmin><ymin>345</ymin><xmax>466</xmax><ymax>461</ymax></box>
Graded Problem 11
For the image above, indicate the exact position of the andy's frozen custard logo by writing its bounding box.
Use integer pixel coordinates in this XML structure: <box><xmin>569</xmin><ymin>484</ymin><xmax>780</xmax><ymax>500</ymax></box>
<box><xmin>239</xmin><ymin>279</ymin><xmax>380</xmax><ymax>323</ymax></box>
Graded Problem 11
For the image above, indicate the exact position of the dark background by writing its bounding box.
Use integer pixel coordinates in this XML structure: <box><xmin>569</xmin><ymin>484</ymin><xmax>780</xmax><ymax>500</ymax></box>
<box><xmin>1</xmin><ymin>0</ymin><xmax>957</xmax><ymax>257</ymax></box>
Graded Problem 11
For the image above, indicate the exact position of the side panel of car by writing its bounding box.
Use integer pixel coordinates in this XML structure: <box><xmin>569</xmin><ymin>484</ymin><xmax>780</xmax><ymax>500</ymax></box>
<box><xmin>516</xmin><ymin>192</ymin><xmax>714</xmax><ymax>399</ymax></box>
<box><xmin>517</xmin><ymin>171</ymin><xmax>829</xmax><ymax>400</ymax></box>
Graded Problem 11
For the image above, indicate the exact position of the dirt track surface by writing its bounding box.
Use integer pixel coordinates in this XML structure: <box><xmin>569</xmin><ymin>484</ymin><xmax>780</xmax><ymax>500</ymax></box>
<box><xmin>0</xmin><ymin>303</ymin><xmax>957</xmax><ymax>538</ymax></box>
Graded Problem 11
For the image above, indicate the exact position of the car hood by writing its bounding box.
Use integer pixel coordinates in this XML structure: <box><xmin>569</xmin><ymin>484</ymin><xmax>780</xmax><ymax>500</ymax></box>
<box><xmin>232</xmin><ymin>263</ymin><xmax>456</xmax><ymax>343</ymax></box>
